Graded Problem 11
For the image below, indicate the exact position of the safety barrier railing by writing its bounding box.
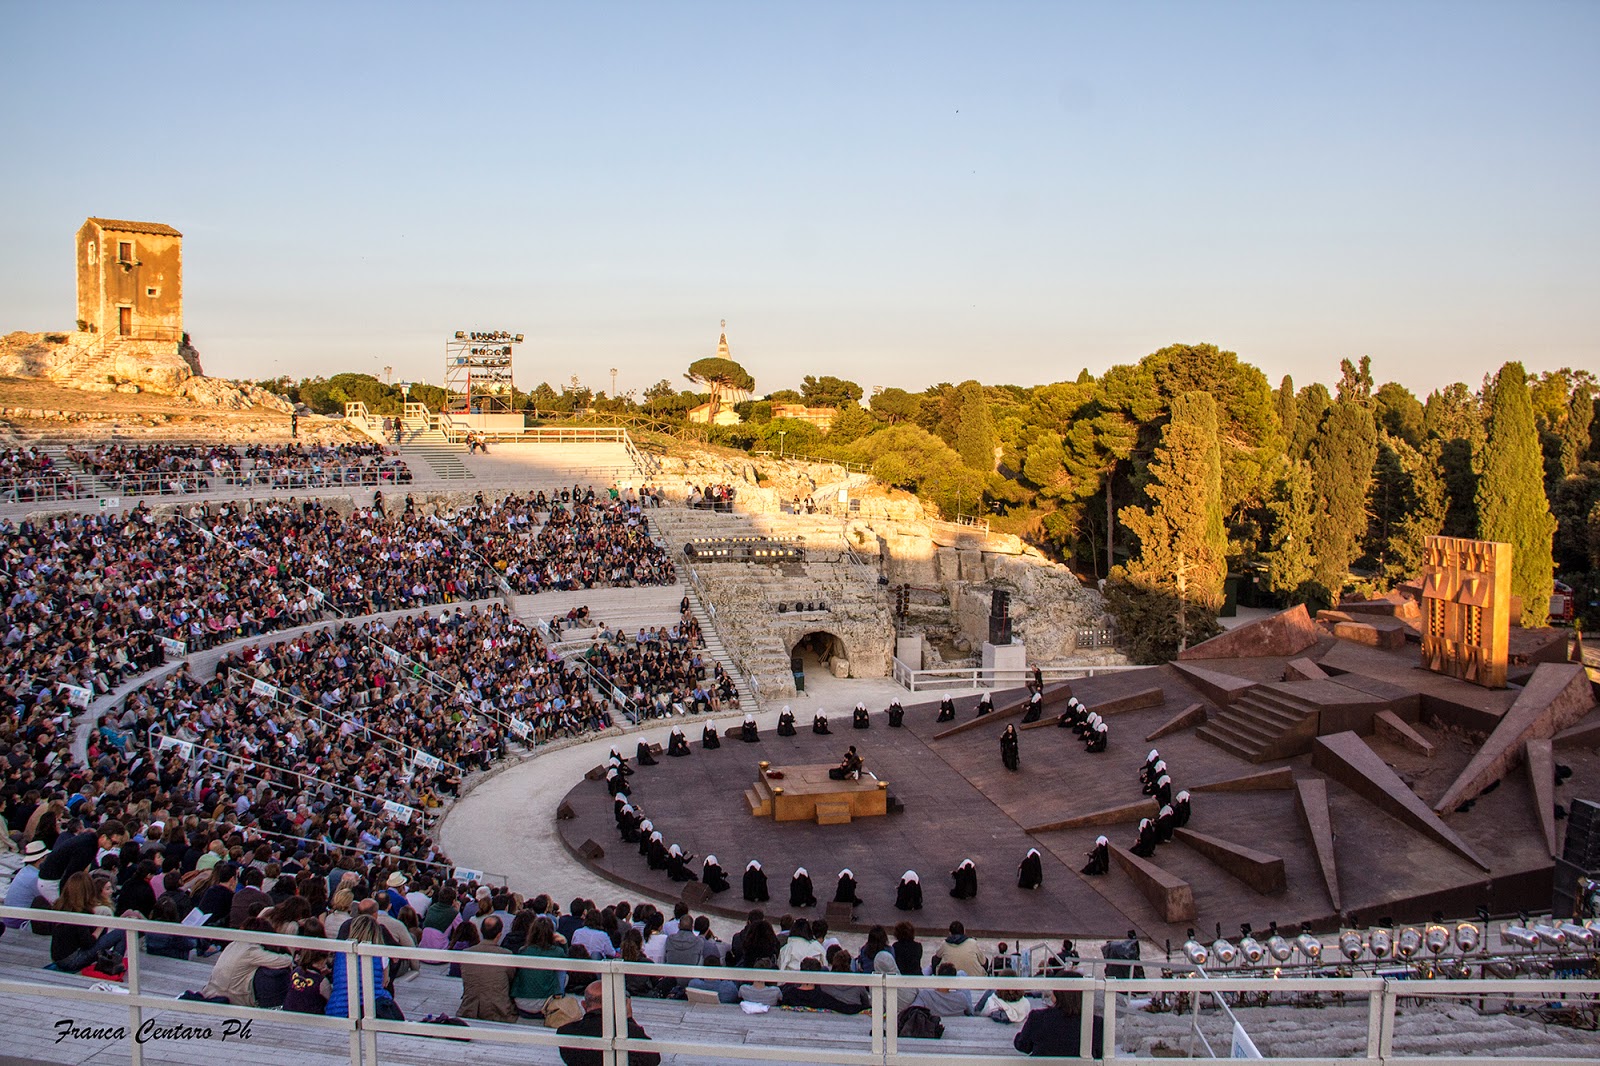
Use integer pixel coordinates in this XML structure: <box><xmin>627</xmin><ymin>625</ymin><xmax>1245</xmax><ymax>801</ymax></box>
<box><xmin>891</xmin><ymin>657</ymin><xmax>1152</xmax><ymax>691</ymax></box>
<box><xmin>0</xmin><ymin>473</ymin><xmax>92</xmax><ymax>502</ymax></box>
<box><xmin>73</xmin><ymin>464</ymin><xmax>414</xmax><ymax>498</ymax></box>
<box><xmin>4</xmin><ymin>907</ymin><xmax>1597</xmax><ymax>1065</ymax></box>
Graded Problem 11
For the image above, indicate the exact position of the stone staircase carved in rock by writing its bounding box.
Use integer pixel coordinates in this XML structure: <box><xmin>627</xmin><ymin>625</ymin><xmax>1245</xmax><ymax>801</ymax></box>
<box><xmin>1196</xmin><ymin>684</ymin><xmax>1322</xmax><ymax>763</ymax></box>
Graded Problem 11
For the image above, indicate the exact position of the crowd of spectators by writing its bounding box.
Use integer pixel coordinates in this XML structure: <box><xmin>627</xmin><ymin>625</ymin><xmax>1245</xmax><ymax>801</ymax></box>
<box><xmin>0</xmin><ymin>446</ymin><xmax>88</xmax><ymax>501</ymax></box>
<box><xmin>62</xmin><ymin>442</ymin><xmax>411</xmax><ymax>494</ymax></box>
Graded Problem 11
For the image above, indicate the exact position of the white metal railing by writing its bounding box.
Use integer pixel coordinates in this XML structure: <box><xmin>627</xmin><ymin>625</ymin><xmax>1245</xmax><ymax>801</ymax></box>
<box><xmin>0</xmin><ymin>473</ymin><xmax>93</xmax><ymax>501</ymax></box>
<box><xmin>4</xmin><ymin>908</ymin><xmax>1600</xmax><ymax>1064</ymax></box>
<box><xmin>437</xmin><ymin>415</ymin><xmax>628</xmax><ymax>446</ymax></box>
<box><xmin>891</xmin><ymin>657</ymin><xmax>1152</xmax><ymax>691</ymax></box>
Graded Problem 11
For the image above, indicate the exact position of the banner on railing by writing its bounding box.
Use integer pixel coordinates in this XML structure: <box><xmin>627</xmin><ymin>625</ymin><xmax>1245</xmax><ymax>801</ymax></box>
<box><xmin>157</xmin><ymin>735</ymin><xmax>195</xmax><ymax>761</ymax></box>
<box><xmin>58</xmin><ymin>683</ymin><xmax>92</xmax><ymax>708</ymax></box>
<box><xmin>453</xmin><ymin>867</ymin><xmax>484</xmax><ymax>883</ymax></box>
<box><xmin>1231</xmin><ymin>1023</ymin><xmax>1263</xmax><ymax>1058</ymax></box>
<box><xmin>159</xmin><ymin>636</ymin><xmax>188</xmax><ymax>659</ymax></box>
<box><xmin>251</xmin><ymin>678</ymin><xmax>279</xmax><ymax>699</ymax></box>
<box><xmin>99</xmin><ymin>497</ymin><xmax>121</xmax><ymax>510</ymax></box>
<box><xmin>413</xmin><ymin>750</ymin><xmax>444</xmax><ymax>772</ymax></box>
<box><xmin>508</xmin><ymin>716</ymin><xmax>530</xmax><ymax>739</ymax></box>
<box><xmin>381</xmin><ymin>799</ymin><xmax>417</xmax><ymax>824</ymax></box>
<box><xmin>381</xmin><ymin>645</ymin><xmax>401</xmax><ymax>664</ymax></box>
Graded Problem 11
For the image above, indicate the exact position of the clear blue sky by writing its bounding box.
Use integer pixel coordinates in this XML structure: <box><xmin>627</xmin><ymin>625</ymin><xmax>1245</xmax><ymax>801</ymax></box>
<box><xmin>2</xmin><ymin>2</ymin><xmax>1595</xmax><ymax>398</ymax></box>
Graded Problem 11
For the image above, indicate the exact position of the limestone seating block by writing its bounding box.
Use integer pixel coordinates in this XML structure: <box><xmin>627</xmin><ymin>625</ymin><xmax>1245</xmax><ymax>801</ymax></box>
<box><xmin>1171</xmin><ymin>662</ymin><xmax>1257</xmax><ymax>707</ymax></box>
<box><xmin>1025</xmin><ymin>798</ymin><xmax>1155</xmax><ymax>834</ymax></box>
<box><xmin>1191</xmin><ymin>767</ymin><xmax>1295</xmax><ymax>792</ymax></box>
<box><xmin>1526</xmin><ymin>738</ymin><xmax>1558</xmax><ymax>859</ymax></box>
<box><xmin>1434</xmin><ymin>663</ymin><xmax>1595</xmax><ymax>814</ymax></box>
<box><xmin>1294</xmin><ymin>777</ymin><xmax>1341</xmax><ymax>912</ymax></box>
<box><xmin>1373</xmin><ymin>711</ymin><xmax>1435</xmax><ymax>757</ymax></box>
<box><xmin>1109</xmin><ymin>845</ymin><xmax>1197</xmax><ymax>923</ymax></box>
<box><xmin>1178</xmin><ymin>604</ymin><xmax>1320</xmax><ymax>661</ymax></box>
<box><xmin>1284</xmin><ymin>657</ymin><xmax>1329</xmax><ymax>682</ymax></box>
<box><xmin>1145</xmin><ymin>703</ymin><xmax>1206</xmax><ymax>743</ymax></box>
<box><xmin>1173</xmin><ymin>828</ymin><xmax>1287</xmax><ymax>895</ymax></box>
<box><xmin>1312</xmin><ymin>732</ymin><xmax>1488</xmax><ymax>870</ymax></box>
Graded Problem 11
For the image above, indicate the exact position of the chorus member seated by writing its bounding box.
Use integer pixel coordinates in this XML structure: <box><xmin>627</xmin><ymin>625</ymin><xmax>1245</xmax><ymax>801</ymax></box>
<box><xmin>789</xmin><ymin>868</ymin><xmax>817</xmax><ymax>909</ymax></box>
<box><xmin>886</xmin><ymin>699</ymin><xmax>905</xmax><ymax>727</ymax></box>
<box><xmin>740</xmin><ymin>714</ymin><xmax>759</xmax><ymax>742</ymax></box>
<box><xmin>949</xmin><ymin>859</ymin><xmax>978</xmax><ymax>900</ymax></box>
<box><xmin>853</xmin><ymin>702</ymin><xmax>870</xmax><ymax>729</ymax></box>
<box><xmin>701</xmin><ymin>856</ymin><xmax>730</xmax><ymax>894</ymax></box>
<box><xmin>1022</xmin><ymin>690</ymin><xmax>1044</xmax><ymax>723</ymax></box>
<box><xmin>833</xmin><ymin>869</ymin><xmax>863</xmax><ymax>908</ymax></box>
<box><xmin>636</xmin><ymin>740</ymin><xmax>658</xmax><ymax>766</ymax></box>
<box><xmin>701</xmin><ymin>723</ymin><xmax>721</xmax><ymax>750</ymax></box>
<box><xmin>1081</xmin><ymin>836</ymin><xmax>1110</xmax><ymax>875</ymax></box>
<box><xmin>895</xmin><ymin>871</ymin><xmax>923</xmax><ymax>911</ymax></box>
<box><xmin>937</xmin><ymin>696</ymin><xmax>956</xmax><ymax>723</ymax></box>
<box><xmin>1018</xmin><ymin>848</ymin><xmax>1043</xmax><ymax>890</ymax></box>
<box><xmin>1086</xmin><ymin>720</ymin><xmax>1108</xmax><ymax>753</ymax></box>
<box><xmin>743</xmin><ymin>860</ymin><xmax>769</xmax><ymax>902</ymax></box>
<box><xmin>666</xmin><ymin>726</ymin><xmax>691</xmax><ymax>757</ymax></box>
<box><xmin>1130</xmin><ymin>818</ymin><xmax>1157</xmax><ymax>858</ymax></box>
<box><xmin>827</xmin><ymin>745</ymin><xmax>864</xmax><ymax>781</ymax></box>
<box><xmin>665</xmin><ymin>844</ymin><xmax>698</xmax><ymax>882</ymax></box>
<box><xmin>813</xmin><ymin>711</ymin><xmax>831</xmax><ymax>735</ymax></box>
<box><xmin>1173</xmin><ymin>790</ymin><xmax>1192</xmax><ymax>827</ymax></box>
<box><xmin>975</xmin><ymin>692</ymin><xmax>994</xmax><ymax>716</ymax></box>
<box><xmin>777</xmin><ymin>706</ymin><xmax>797</xmax><ymax>736</ymax></box>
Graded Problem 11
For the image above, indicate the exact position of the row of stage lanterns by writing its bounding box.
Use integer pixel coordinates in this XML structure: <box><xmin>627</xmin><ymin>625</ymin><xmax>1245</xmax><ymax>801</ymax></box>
<box><xmin>1178</xmin><ymin>917</ymin><xmax>1600</xmax><ymax>971</ymax></box>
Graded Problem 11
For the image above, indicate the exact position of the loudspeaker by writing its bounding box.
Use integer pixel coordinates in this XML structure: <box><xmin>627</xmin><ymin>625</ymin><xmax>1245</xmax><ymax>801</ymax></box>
<box><xmin>584</xmin><ymin>766</ymin><xmax>606</xmax><ymax>782</ymax></box>
<box><xmin>556</xmin><ymin>802</ymin><xmax>576</xmax><ymax>821</ymax></box>
<box><xmin>988</xmin><ymin>589</ymin><xmax>1012</xmax><ymax>645</ymax></box>
<box><xmin>578</xmin><ymin>840</ymin><xmax>605</xmax><ymax>860</ymax></box>
<box><xmin>680</xmin><ymin>882</ymin><xmax>710</xmax><ymax>906</ymax></box>
<box><xmin>826</xmin><ymin>901</ymin><xmax>854</xmax><ymax>924</ymax></box>
<box><xmin>648</xmin><ymin>743</ymin><xmax>663</xmax><ymax>756</ymax></box>
<box><xmin>1564</xmin><ymin>799</ymin><xmax>1600</xmax><ymax>866</ymax></box>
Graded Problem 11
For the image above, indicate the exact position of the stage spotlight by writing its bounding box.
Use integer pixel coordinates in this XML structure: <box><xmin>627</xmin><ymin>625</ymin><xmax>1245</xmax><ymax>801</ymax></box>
<box><xmin>1338</xmin><ymin>932</ymin><xmax>1364</xmax><ymax>961</ymax></box>
<box><xmin>1239</xmin><ymin>937</ymin><xmax>1265</xmax><ymax>966</ymax></box>
<box><xmin>1296</xmin><ymin>934</ymin><xmax>1323</xmax><ymax>962</ymax></box>
<box><xmin>1424</xmin><ymin>924</ymin><xmax>1450</xmax><ymax>956</ymax></box>
<box><xmin>455</xmin><ymin>331</ymin><xmax>465</xmax><ymax>339</ymax></box>
<box><xmin>1454</xmin><ymin>923</ymin><xmax>1481</xmax><ymax>953</ymax></box>
<box><xmin>1396</xmin><ymin>928</ymin><xmax>1422</xmax><ymax>960</ymax></box>
<box><xmin>1533</xmin><ymin>923</ymin><xmax>1567</xmax><ymax>949</ymax></box>
<box><xmin>515</xmin><ymin>334</ymin><xmax>524</xmax><ymax>343</ymax></box>
<box><xmin>1211</xmin><ymin>938</ymin><xmax>1237</xmax><ymax>966</ymax></box>
<box><xmin>1183</xmin><ymin>930</ymin><xmax>1209</xmax><ymax>967</ymax></box>
<box><xmin>1266</xmin><ymin>935</ymin><xmax>1293</xmax><ymax>963</ymax></box>
<box><xmin>1559</xmin><ymin>923</ymin><xmax>1594</xmax><ymax>949</ymax></box>
<box><xmin>1502</xmin><ymin>925</ymin><xmax>1540</xmax><ymax>951</ymax></box>
<box><xmin>1483</xmin><ymin>959</ymin><xmax>1516</xmax><ymax>979</ymax></box>
<box><xmin>1368</xmin><ymin>928</ymin><xmax>1393</xmax><ymax>960</ymax></box>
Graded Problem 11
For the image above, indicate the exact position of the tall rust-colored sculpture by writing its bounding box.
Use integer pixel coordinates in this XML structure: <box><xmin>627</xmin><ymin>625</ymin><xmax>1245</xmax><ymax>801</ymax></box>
<box><xmin>1419</xmin><ymin>535</ymin><xmax>1511</xmax><ymax>689</ymax></box>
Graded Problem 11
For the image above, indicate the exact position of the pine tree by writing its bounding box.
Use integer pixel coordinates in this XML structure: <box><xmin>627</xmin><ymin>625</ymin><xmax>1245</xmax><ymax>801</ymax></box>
<box><xmin>953</xmin><ymin>380</ymin><xmax>999</xmax><ymax>472</ymax></box>
<box><xmin>1262</xmin><ymin>455</ymin><xmax>1315</xmax><ymax>598</ymax></box>
<box><xmin>1275</xmin><ymin>375</ymin><xmax>1297</xmax><ymax>445</ymax></box>
<box><xmin>1561</xmin><ymin>383</ymin><xmax>1594</xmax><ymax>479</ymax></box>
<box><xmin>1306</xmin><ymin>401</ymin><xmax>1378</xmax><ymax>604</ymax></box>
<box><xmin>1108</xmin><ymin>392</ymin><xmax>1227</xmax><ymax>660</ymax></box>
<box><xmin>1477</xmin><ymin>362</ymin><xmax>1558</xmax><ymax>627</ymax></box>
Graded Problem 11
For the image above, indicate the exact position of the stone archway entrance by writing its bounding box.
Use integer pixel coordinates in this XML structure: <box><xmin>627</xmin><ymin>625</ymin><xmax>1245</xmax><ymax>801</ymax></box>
<box><xmin>790</xmin><ymin>630</ymin><xmax>849</xmax><ymax>691</ymax></box>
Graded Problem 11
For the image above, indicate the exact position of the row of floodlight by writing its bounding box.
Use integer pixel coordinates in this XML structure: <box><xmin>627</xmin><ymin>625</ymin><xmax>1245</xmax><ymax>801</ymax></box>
<box><xmin>1181</xmin><ymin>919</ymin><xmax>1503</xmax><ymax>968</ymax></box>
<box><xmin>453</xmin><ymin>330</ymin><xmax>523</xmax><ymax>342</ymax></box>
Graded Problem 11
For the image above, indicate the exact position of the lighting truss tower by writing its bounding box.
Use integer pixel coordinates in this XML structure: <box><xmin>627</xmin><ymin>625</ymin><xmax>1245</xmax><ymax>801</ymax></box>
<box><xmin>444</xmin><ymin>329</ymin><xmax>523</xmax><ymax>413</ymax></box>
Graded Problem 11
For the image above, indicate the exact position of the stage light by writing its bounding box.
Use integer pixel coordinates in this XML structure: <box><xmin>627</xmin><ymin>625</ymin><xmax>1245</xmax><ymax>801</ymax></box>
<box><xmin>1502</xmin><ymin>925</ymin><xmax>1540</xmax><ymax>951</ymax></box>
<box><xmin>455</xmin><ymin>331</ymin><xmax>465</xmax><ymax>339</ymax></box>
<box><xmin>1396</xmin><ymin>928</ymin><xmax>1422</xmax><ymax>959</ymax></box>
<box><xmin>1424</xmin><ymin>925</ymin><xmax>1450</xmax><ymax>955</ymax></box>
<box><xmin>1454</xmin><ymin>923</ymin><xmax>1481</xmax><ymax>953</ymax></box>
<box><xmin>1266</xmin><ymin>936</ymin><xmax>1292</xmax><ymax>963</ymax></box>
<box><xmin>1211</xmin><ymin>938</ymin><xmax>1237</xmax><ymax>966</ymax></box>
<box><xmin>1183</xmin><ymin>930</ymin><xmax>1209</xmax><ymax>967</ymax></box>
<box><xmin>1239</xmin><ymin>937</ymin><xmax>1264</xmax><ymax>965</ymax></box>
<box><xmin>1368</xmin><ymin>928</ymin><xmax>1393</xmax><ymax>960</ymax></box>
<box><xmin>1338</xmin><ymin>932</ymin><xmax>1364</xmax><ymax>961</ymax></box>
<box><xmin>1533</xmin><ymin>923</ymin><xmax>1567</xmax><ymax>949</ymax></box>
<box><xmin>1560</xmin><ymin>923</ymin><xmax>1594</xmax><ymax>949</ymax></box>
<box><xmin>1295</xmin><ymin>934</ymin><xmax>1323</xmax><ymax>962</ymax></box>
<box><xmin>515</xmin><ymin>334</ymin><xmax>524</xmax><ymax>343</ymax></box>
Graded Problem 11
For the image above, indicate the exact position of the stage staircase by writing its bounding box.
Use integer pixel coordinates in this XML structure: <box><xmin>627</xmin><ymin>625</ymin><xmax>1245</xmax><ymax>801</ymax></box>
<box><xmin>745</xmin><ymin>775</ymin><xmax>774</xmax><ymax>817</ymax></box>
<box><xmin>1196</xmin><ymin>684</ymin><xmax>1321</xmax><ymax>763</ymax></box>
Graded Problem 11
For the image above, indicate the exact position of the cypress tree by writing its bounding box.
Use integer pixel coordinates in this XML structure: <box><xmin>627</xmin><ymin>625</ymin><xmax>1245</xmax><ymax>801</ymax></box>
<box><xmin>1262</xmin><ymin>455</ymin><xmax>1315</xmax><ymax>598</ymax></box>
<box><xmin>1306</xmin><ymin>401</ymin><xmax>1378</xmax><ymax>604</ymax></box>
<box><xmin>1477</xmin><ymin>361</ymin><xmax>1557</xmax><ymax>627</ymax></box>
<box><xmin>1107</xmin><ymin>392</ymin><xmax>1226</xmax><ymax>660</ymax></box>
<box><xmin>953</xmin><ymin>380</ymin><xmax>998</xmax><ymax>472</ymax></box>
<box><xmin>1275</xmin><ymin>375</ymin><xmax>1297</xmax><ymax>446</ymax></box>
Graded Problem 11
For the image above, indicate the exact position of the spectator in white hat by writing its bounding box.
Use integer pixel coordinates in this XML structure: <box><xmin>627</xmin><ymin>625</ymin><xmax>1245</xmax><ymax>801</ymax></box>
<box><xmin>3</xmin><ymin>841</ymin><xmax>48</xmax><ymax>929</ymax></box>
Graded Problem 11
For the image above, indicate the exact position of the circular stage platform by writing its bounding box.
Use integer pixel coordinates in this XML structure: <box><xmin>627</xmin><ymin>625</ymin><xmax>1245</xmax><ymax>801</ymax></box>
<box><xmin>557</xmin><ymin>649</ymin><xmax>1594</xmax><ymax>942</ymax></box>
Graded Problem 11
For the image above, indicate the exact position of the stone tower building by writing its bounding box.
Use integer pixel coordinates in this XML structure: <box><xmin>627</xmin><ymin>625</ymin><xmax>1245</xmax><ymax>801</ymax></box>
<box><xmin>76</xmin><ymin>218</ymin><xmax>184</xmax><ymax>342</ymax></box>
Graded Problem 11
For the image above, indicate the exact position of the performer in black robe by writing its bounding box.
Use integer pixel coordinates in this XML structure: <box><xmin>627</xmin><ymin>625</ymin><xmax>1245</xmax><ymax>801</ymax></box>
<box><xmin>702</xmin><ymin>855</ymin><xmax>731</xmax><ymax>894</ymax></box>
<box><xmin>1155</xmin><ymin>804</ymin><xmax>1175</xmax><ymax>844</ymax></box>
<box><xmin>886</xmin><ymin>699</ymin><xmax>905</xmax><ymax>728</ymax></box>
<box><xmin>619</xmin><ymin>806</ymin><xmax>642</xmax><ymax>844</ymax></box>
<box><xmin>1086</xmin><ymin>720</ymin><xmax>1108</xmax><ymax>753</ymax></box>
<box><xmin>1081</xmin><ymin>836</ymin><xmax>1110</xmax><ymax>875</ymax></box>
<box><xmin>976</xmin><ymin>693</ymin><xmax>994</xmax><ymax>717</ymax></box>
<box><xmin>740</xmin><ymin>714</ymin><xmax>759</xmax><ymax>742</ymax></box>
<box><xmin>636</xmin><ymin>740</ymin><xmax>658</xmax><ymax>766</ymax></box>
<box><xmin>743</xmin><ymin>860</ymin><xmax>769</xmax><ymax>902</ymax></box>
<box><xmin>608</xmin><ymin>747</ymin><xmax>634</xmax><ymax>775</ymax></box>
<box><xmin>790</xmin><ymin>867</ymin><xmax>817</xmax><ymax>908</ymax></box>
<box><xmin>1000</xmin><ymin>724</ymin><xmax>1020</xmax><ymax>772</ymax></box>
<box><xmin>1154</xmin><ymin>774</ymin><xmax>1173</xmax><ymax>808</ymax></box>
<box><xmin>827</xmin><ymin>746</ymin><xmax>863</xmax><ymax>781</ymax></box>
<box><xmin>1173</xmin><ymin>790</ymin><xmax>1192</xmax><ymax>828</ymax></box>
<box><xmin>613</xmin><ymin>794</ymin><xmax>630</xmax><ymax>825</ymax></box>
<box><xmin>667</xmin><ymin>726</ymin><xmax>691</xmax><ymax>757</ymax></box>
<box><xmin>1030</xmin><ymin>665</ymin><xmax>1044</xmax><ymax>693</ymax></box>
<box><xmin>702</xmin><ymin>723</ymin><xmax>722</xmax><ymax>750</ymax></box>
<box><xmin>950</xmin><ymin>859</ymin><xmax>978</xmax><ymax>900</ymax></box>
<box><xmin>646</xmin><ymin>832</ymin><xmax>668</xmax><ymax>869</ymax></box>
<box><xmin>834</xmin><ymin>869</ymin><xmax>864</xmax><ymax>907</ymax></box>
<box><xmin>853</xmin><ymin>702</ymin><xmax>870</xmax><ymax>729</ymax></box>
<box><xmin>813</xmin><ymin>712</ymin><xmax>831</xmax><ymax>735</ymax></box>
<box><xmin>1056</xmin><ymin>697</ymin><xmax>1082</xmax><ymax>729</ymax></box>
<box><xmin>1018</xmin><ymin>848</ymin><xmax>1043</xmax><ymax>890</ymax></box>
<box><xmin>1140</xmin><ymin>750</ymin><xmax>1162</xmax><ymax>790</ymax></box>
<box><xmin>665</xmin><ymin>844</ymin><xmax>698</xmax><ymax>882</ymax></box>
<box><xmin>777</xmin><ymin>707</ymin><xmax>797</xmax><ymax>737</ymax></box>
<box><xmin>1021</xmin><ymin>691</ymin><xmax>1044</xmax><ymax>724</ymax></box>
<box><xmin>605</xmin><ymin>767</ymin><xmax>630</xmax><ymax>797</ymax></box>
<box><xmin>894</xmin><ymin>871</ymin><xmax>923</xmax><ymax>911</ymax></box>
<box><xmin>1130</xmin><ymin>818</ymin><xmax>1157</xmax><ymax>858</ymax></box>
<box><xmin>636</xmin><ymin>819</ymin><xmax>654</xmax><ymax>856</ymax></box>
<box><xmin>937</xmin><ymin>697</ymin><xmax>956</xmax><ymax>723</ymax></box>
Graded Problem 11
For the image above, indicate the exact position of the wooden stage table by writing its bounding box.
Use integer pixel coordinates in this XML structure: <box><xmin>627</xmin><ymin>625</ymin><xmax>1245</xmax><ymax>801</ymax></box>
<box><xmin>746</xmin><ymin>763</ymin><xmax>888</xmax><ymax>824</ymax></box>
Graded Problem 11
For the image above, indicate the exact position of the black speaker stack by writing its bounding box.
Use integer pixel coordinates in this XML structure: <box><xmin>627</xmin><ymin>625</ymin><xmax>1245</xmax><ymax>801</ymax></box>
<box><xmin>1554</xmin><ymin>798</ymin><xmax>1600</xmax><ymax>919</ymax></box>
<box><xmin>988</xmin><ymin>589</ymin><xmax>1012</xmax><ymax>646</ymax></box>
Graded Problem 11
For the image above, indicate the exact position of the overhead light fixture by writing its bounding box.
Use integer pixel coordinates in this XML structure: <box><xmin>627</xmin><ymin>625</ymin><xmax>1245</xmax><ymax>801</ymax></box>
<box><xmin>1239</xmin><ymin>937</ymin><xmax>1265</xmax><ymax>966</ymax></box>
<box><xmin>1534</xmin><ymin>923</ymin><xmax>1567</xmax><ymax>949</ymax></box>
<box><xmin>455</xmin><ymin>331</ymin><xmax>465</xmax><ymax>339</ymax></box>
<box><xmin>1560</xmin><ymin>923</ymin><xmax>1594</xmax><ymax>949</ymax></box>
<box><xmin>1211</xmin><ymin>938</ymin><xmax>1237</xmax><ymax>966</ymax></box>
<box><xmin>1296</xmin><ymin>934</ymin><xmax>1323</xmax><ymax>962</ymax></box>
<box><xmin>1338</xmin><ymin>932</ymin><xmax>1364</xmax><ymax>961</ymax></box>
<box><xmin>1424</xmin><ymin>925</ymin><xmax>1451</xmax><ymax>955</ymax></box>
<box><xmin>1454</xmin><ymin>923</ymin><xmax>1481</xmax><ymax>953</ymax></box>
<box><xmin>1368</xmin><ymin>928</ymin><xmax>1393</xmax><ymax>960</ymax></box>
<box><xmin>1501</xmin><ymin>925</ymin><xmax>1539</xmax><ymax>951</ymax></box>
<box><xmin>1396</xmin><ymin>928</ymin><xmax>1422</xmax><ymax>959</ymax></box>
<box><xmin>1183</xmin><ymin>930</ymin><xmax>1209</xmax><ymax>967</ymax></box>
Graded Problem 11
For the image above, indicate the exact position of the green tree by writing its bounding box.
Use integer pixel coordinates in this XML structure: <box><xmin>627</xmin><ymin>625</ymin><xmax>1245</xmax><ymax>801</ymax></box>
<box><xmin>1374</xmin><ymin>382</ymin><xmax>1425</xmax><ymax>446</ymax></box>
<box><xmin>869</xmin><ymin>387</ymin><xmax>920</xmax><ymax>424</ymax></box>
<box><xmin>848</xmin><ymin>424</ymin><xmax>986</xmax><ymax>519</ymax></box>
<box><xmin>1261</xmin><ymin>456</ymin><xmax>1315</xmax><ymax>598</ymax></box>
<box><xmin>685</xmin><ymin>356</ymin><xmax>754</xmax><ymax>420</ymax></box>
<box><xmin>952</xmin><ymin>380</ymin><xmax>998</xmax><ymax>472</ymax></box>
<box><xmin>1477</xmin><ymin>361</ymin><xmax>1558</xmax><ymax>627</ymax></box>
<box><xmin>1291</xmin><ymin>383</ymin><xmax>1332</xmax><ymax>460</ymax></box>
<box><xmin>643</xmin><ymin>379</ymin><xmax>676</xmax><ymax>403</ymax></box>
<box><xmin>1424</xmin><ymin>382</ymin><xmax>1485</xmax><ymax>537</ymax></box>
<box><xmin>1561</xmin><ymin>383</ymin><xmax>1594</xmax><ymax>480</ymax></box>
<box><xmin>1365</xmin><ymin>432</ymin><xmax>1446</xmax><ymax>583</ymax></box>
<box><xmin>1336</xmin><ymin>356</ymin><xmax>1374</xmax><ymax>405</ymax></box>
<box><xmin>799</xmin><ymin>375</ymin><xmax>864</xmax><ymax>408</ymax></box>
<box><xmin>1108</xmin><ymin>391</ymin><xmax>1227</xmax><ymax>660</ymax></box>
<box><xmin>824</xmin><ymin>402</ymin><xmax>874</xmax><ymax>445</ymax></box>
<box><xmin>1274</xmin><ymin>375</ymin><xmax>1297</xmax><ymax>444</ymax></box>
<box><xmin>1306</xmin><ymin>401</ymin><xmax>1378</xmax><ymax>603</ymax></box>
